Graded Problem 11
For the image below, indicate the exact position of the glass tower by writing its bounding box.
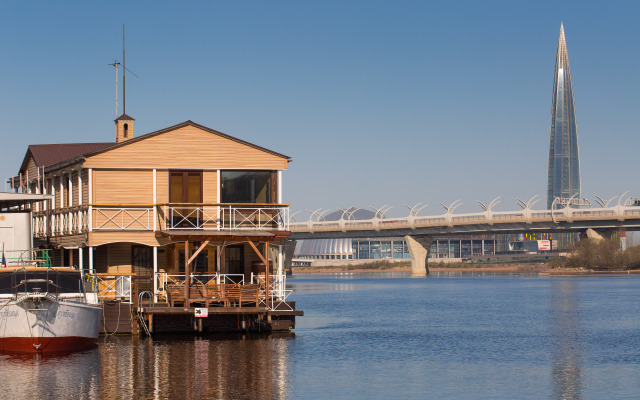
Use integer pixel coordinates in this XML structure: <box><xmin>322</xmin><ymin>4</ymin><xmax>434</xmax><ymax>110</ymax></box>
<box><xmin>547</xmin><ymin>23</ymin><xmax>580</xmax><ymax>209</ymax></box>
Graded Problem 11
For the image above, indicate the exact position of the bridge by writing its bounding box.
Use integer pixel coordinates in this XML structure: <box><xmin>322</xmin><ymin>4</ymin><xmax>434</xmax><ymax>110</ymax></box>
<box><xmin>287</xmin><ymin>194</ymin><xmax>640</xmax><ymax>275</ymax></box>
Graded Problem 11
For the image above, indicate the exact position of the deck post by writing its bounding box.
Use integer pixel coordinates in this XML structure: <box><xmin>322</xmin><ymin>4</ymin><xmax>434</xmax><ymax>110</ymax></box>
<box><xmin>89</xmin><ymin>246</ymin><xmax>94</xmax><ymax>274</ymax></box>
<box><xmin>264</xmin><ymin>241</ymin><xmax>270</xmax><ymax>309</ymax></box>
<box><xmin>153</xmin><ymin>246</ymin><xmax>158</xmax><ymax>302</ymax></box>
<box><xmin>184</xmin><ymin>240</ymin><xmax>190</xmax><ymax>305</ymax></box>
<box><xmin>405</xmin><ymin>235</ymin><xmax>433</xmax><ymax>275</ymax></box>
<box><xmin>79</xmin><ymin>247</ymin><xmax>83</xmax><ymax>274</ymax></box>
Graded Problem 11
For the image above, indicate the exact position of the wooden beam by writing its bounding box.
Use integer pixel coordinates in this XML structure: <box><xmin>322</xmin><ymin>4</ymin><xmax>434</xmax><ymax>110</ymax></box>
<box><xmin>247</xmin><ymin>240</ymin><xmax>269</xmax><ymax>266</ymax></box>
<box><xmin>184</xmin><ymin>240</ymin><xmax>190</xmax><ymax>304</ymax></box>
<box><xmin>188</xmin><ymin>239</ymin><xmax>210</xmax><ymax>265</ymax></box>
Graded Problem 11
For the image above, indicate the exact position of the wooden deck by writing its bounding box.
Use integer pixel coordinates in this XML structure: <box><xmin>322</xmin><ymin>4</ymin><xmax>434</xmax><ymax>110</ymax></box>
<box><xmin>137</xmin><ymin>301</ymin><xmax>303</xmax><ymax>334</ymax></box>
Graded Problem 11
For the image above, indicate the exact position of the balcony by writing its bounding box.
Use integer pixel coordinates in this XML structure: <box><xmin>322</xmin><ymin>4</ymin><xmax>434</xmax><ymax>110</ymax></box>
<box><xmin>32</xmin><ymin>203</ymin><xmax>289</xmax><ymax>237</ymax></box>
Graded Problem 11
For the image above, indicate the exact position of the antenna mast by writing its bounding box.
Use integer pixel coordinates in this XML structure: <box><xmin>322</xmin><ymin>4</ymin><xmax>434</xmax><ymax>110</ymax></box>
<box><xmin>108</xmin><ymin>60</ymin><xmax>120</xmax><ymax>117</ymax></box>
<box><xmin>123</xmin><ymin>24</ymin><xmax>126</xmax><ymax>115</ymax></box>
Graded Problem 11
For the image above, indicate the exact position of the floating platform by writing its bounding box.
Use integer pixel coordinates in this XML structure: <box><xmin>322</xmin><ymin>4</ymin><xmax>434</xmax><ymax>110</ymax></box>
<box><xmin>137</xmin><ymin>301</ymin><xmax>302</xmax><ymax>334</ymax></box>
<box><xmin>99</xmin><ymin>300</ymin><xmax>303</xmax><ymax>335</ymax></box>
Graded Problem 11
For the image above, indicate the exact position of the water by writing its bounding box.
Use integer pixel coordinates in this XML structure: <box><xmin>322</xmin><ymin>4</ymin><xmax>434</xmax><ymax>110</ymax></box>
<box><xmin>1</xmin><ymin>272</ymin><xmax>639</xmax><ymax>399</ymax></box>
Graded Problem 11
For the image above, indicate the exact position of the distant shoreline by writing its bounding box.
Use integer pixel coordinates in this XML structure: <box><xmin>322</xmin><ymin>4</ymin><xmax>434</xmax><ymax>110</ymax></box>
<box><xmin>292</xmin><ymin>264</ymin><xmax>640</xmax><ymax>275</ymax></box>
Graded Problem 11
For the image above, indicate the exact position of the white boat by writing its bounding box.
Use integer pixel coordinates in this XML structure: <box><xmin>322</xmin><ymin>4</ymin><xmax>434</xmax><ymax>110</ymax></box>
<box><xmin>0</xmin><ymin>266</ymin><xmax>102</xmax><ymax>353</ymax></box>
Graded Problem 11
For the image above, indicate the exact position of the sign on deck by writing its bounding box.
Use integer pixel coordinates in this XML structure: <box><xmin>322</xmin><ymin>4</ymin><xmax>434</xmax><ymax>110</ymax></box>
<box><xmin>194</xmin><ymin>308</ymin><xmax>208</xmax><ymax>318</ymax></box>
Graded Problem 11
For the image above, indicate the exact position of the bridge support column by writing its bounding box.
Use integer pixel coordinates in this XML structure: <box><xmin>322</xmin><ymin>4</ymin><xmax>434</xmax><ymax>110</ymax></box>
<box><xmin>405</xmin><ymin>235</ymin><xmax>433</xmax><ymax>276</ymax></box>
<box><xmin>284</xmin><ymin>240</ymin><xmax>297</xmax><ymax>273</ymax></box>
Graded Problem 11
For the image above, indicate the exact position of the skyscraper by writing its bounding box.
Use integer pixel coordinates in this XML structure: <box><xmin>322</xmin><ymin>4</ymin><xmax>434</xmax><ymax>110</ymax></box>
<box><xmin>547</xmin><ymin>22</ymin><xmax>581</xmax><ymax>209</ymax></box>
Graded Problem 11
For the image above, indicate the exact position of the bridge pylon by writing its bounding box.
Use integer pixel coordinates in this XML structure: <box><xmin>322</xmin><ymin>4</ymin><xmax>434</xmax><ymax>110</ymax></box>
<box><xmin>405</xmin><ymin>235</ymin><xmax>433</xmax><ymax>276</ymax></box>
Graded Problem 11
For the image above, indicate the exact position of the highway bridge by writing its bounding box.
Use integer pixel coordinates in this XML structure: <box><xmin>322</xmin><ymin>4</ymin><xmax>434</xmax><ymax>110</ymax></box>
<box><xmin>287</xmin><ymin>194</ymin><xmax>640</xmax><ymax>274</ymax></box>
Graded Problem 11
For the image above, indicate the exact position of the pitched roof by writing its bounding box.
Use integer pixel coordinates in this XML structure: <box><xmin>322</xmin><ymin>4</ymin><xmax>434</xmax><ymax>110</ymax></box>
<box><xmin>20</xmin><ymin>120</ymin><xmax>291</xmax><ymax>173</ymax></box>
<box><xmin>79</xmin><ymin>120</ymin><xmax>292</xmax><ymax>162</ymax></box>
<box><xmin>115</xmin><ymin>113</ymin><xmax>135</xmax><ymax>121</ymax></box>
<box><xmin>20</xmin><ymin>143</ymin><xmax>114</xmax><ymax>172</ymax></box>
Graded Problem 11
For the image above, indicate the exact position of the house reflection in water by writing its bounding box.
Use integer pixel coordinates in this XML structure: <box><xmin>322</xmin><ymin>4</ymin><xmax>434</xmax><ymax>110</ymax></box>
<box><xmin>97</xmin><ymin>334</ymin><xmax>293</xmax><ymax>399</ymax></box>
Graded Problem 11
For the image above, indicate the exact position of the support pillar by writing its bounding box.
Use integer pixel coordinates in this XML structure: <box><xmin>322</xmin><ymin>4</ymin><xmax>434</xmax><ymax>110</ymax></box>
<box><xmin>153</xmin><ymin>246</ymin><xmax>158</xmax><ymax>302</ymax></box>
<box><xmin>79</xmin><ymin>247</ymin><xmax>83</xmax><ymax>274</ymax></box>
<box><xmin>404</xmin><ymin>235</ymin><xmax>433</xmax><ymax>275</ymax></box>
<box><xmin>283</xmin><ymin>240</ymin><xmax>297</xmax><ymax>274</ymax></box>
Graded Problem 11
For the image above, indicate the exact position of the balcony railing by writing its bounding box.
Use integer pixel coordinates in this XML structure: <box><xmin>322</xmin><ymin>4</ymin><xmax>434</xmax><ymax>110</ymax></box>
<box><xmin>162</xmin><ymin>203</ymin><xmax>289</xmax><ymax>231</ymax></box>
<box><xmin>33</xmin><ymin>203</ymin><xmax>289</xmax><ymax>237</ymax></box>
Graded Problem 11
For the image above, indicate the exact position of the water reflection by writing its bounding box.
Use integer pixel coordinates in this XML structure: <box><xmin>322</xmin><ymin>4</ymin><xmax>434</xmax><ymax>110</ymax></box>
<box><xmin>98</xmin><ymin>333</ymin><xmax>293</xmax><ymax>399</ymax></box>
<box><xmin>0</xmin><ymin>348</ymin><xmax>102</xmax><ymax>398</ymax></box>
<box><xmin>551</xmin><ymin>280</ymin><xmax>583</xmax><ymax>400</ymax></box>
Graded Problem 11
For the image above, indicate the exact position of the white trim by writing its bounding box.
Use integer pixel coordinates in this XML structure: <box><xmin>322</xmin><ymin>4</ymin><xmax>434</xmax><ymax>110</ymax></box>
<box><xmin>79</xmin><ymin>247</ymin><xmax>84</xmax><ymax>274</ymax></box>
<box><xmin>153</xmin><ymin>169</ymin><xmax>157</xmax><ymax>231</ymax></box>
<box><xmin>88</xmin><ymin>169</ymin><xmax>93</xmax><ymax>232</ymax></box>
<box><xmin>59</xmin><ymin>177</ymin><xmax>63</xmax><ymax>208</ymax></box>
<box><xmin>277</xmin><ymin>170</ymin><xmax>282</xmax><ymax>203</ymax></box>
<box><xmin>78</xmin><ymin>170</ymin><xmax>83</xmax><ymax>206</ymax></box>
<box><xmin>68</xmin><ymin>173</ymin><xmax>73</xmax><ymax>207</ymax></box>
<box><xmin>216</xmin><ymin>170</ymin><xmax>221</xmax><ymax>203</ymax></box>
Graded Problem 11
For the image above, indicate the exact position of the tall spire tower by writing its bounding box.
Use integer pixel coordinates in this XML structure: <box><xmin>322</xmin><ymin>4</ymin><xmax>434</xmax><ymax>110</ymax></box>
<box><xmin>547</xmin><ymin>23</ymin><xmax>581</xmax><ymax>209</ymax></box>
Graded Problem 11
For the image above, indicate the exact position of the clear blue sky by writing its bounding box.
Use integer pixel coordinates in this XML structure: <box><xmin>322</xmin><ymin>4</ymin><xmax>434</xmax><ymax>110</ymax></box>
<box><xmin>1</xmin><ymin>1</ymin><xmax>638</xmax><ymax>216</ymax></box>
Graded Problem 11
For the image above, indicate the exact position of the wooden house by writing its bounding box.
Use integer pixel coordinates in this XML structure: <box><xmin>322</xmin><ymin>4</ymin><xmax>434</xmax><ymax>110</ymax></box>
<box><xmin>12</xmin><ymin>115</ymin><xmax>298</xmax><ymax>331</ymax></box>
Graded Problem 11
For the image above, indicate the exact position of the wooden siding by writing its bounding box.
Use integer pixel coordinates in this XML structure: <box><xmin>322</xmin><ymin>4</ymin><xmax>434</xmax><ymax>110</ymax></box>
<box><xmin>105</xmin><ymin>243</ymin><xmax>132</xmax><ymax>274</ymax></box>
<box><xmin>84</xmin><ymin>125</ymin><xmax>288</xmax><ymax>170</ymax></box>
<box><xmin>93</xmin><ymin>170</ymin><xmax>153</xmax><ymax>204</ymax></box>
<box><xmin>49</xmin><ymin>233</ymin><xmax>87</xmax><ymax>248</ymax></box>
<box><xmin>203</xmin><ymin>170</ymin><xmax>218</xmax><ymax>203</ymax></box>
<box><xmin>72</xmin><ymin>171</ymin><xmax>79</xmax><ymax>206</ymax></box>
<box><xmin>25</xmin><ymin>158</ymin><xmax>39</xmax><ymax>185</ymax></box>
<box><xmin>89</xmin><ymin>231</ymin><xmax>160</xmax><ymax>247</ymax></box>
<box><xmin>156</xmin><ymin>170</ymin><xmax>169</xmax><ymax>203</ymax></box>
<box><xmin>82</xmin><ymin>169</ymin><xmax>90</xmax><ymax>204</ymax></box>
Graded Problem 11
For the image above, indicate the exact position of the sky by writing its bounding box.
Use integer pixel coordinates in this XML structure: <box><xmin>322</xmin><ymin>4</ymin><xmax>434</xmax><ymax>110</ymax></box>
<box><xmin>1</xmin><ymin>1</ymin><xmax>638</xmax><ymax>218</ymax></box>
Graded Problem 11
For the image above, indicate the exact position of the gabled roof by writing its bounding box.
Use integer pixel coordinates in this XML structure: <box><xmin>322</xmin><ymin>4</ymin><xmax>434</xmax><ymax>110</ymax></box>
<box><xmin>20</xmin><ymin>143</ymin><xmax>114</xmax><ymax>173</ymax></box>
<box><xmin>20</xmin><ymin>120</ymin><xmax>291</xmax><ymax>173</ymax></box>
<box><xmin>88</xmin><ymin>120</ymin><xmax>292</xmax><ymax>161</ymax></box>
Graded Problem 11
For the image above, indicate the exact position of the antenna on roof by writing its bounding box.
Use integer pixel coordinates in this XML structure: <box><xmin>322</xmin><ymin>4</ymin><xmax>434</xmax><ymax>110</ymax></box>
<box><xmin>108</xmin><ymin>60</ymin><xmax>120</xmax><ymax>117</ymax></box>
<box><xmin>120</xmin><ymin>24</ymin><xmax>138</xmax><ymax>116</ymax></box>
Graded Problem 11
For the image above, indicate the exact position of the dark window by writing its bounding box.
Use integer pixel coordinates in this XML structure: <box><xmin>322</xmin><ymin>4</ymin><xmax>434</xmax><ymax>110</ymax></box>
<box><xmin>220</xmin><ymin>171</ymin><xmax>276</xmax><ymax>203</ymax></box>
<box><xmin>178</xmin><ymin>249</ymin><xmax>208</xmax><ymax>274</ymax></box>
<box><xmin>224</xmin><ymin>245</ymin><xmax>244</xmax><ymax>275</ymax></box>
<box><xmin>123</xmin><ymin>123</ymin><xmax>129</xmax><ymax>138</ymax></box>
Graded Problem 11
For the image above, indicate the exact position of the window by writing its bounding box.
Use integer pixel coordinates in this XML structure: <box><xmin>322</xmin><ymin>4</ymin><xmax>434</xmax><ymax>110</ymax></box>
<box><xmin>220</xmin><ymin>171</ymin><xmax>276</xmax><ymax>203</ymax></box>
<box><xmin>170</xmin><ymin>171</ymin><xmax>202</xmax><ymax>228</ymax></box>
<box><xmin>224</xmin><ymin>245</ymin><xmax>244</xmax><ymax>275</ymax></box>
<box><xmin>123</xmin><ymin>123</ymin><xmax>129</xmax><ymax>138</ymax></box>
<box><xmin>170</xmin><ymin>171</ymin><xmax>202</xmax><ymax>203</ymax></box>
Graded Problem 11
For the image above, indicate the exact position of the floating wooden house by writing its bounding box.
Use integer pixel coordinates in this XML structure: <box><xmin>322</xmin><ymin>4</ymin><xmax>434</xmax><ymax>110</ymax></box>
<box><xmin>12</xmin><ymin>114</ymin><xmax>302</xmax><ymax>333</ymax></box>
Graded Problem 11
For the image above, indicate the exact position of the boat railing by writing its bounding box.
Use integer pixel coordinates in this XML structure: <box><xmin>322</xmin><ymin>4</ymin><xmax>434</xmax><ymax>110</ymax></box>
<box><xmin>2</xmin><ymin>249</ymin><xmax>52</xmax><ymax>268</ymax></box>
<box><xmin>0</xmin><ymin>266</ymin><xmax>91</xmax><ymax>300</ymax></box>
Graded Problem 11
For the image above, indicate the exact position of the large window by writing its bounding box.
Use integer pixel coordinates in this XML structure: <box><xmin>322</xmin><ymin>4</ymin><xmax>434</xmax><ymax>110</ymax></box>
<box><xmin>220</xmin><ymin>171</ymin><xmax>276</xmax><ymax>204</ymax></box>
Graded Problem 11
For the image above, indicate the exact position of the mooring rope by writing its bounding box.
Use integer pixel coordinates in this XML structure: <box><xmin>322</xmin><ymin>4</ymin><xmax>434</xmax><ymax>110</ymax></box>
<box><xmin>101</xmin><ymin>300</ymin><xmax>122</xmax><ymax>336</ymax></box>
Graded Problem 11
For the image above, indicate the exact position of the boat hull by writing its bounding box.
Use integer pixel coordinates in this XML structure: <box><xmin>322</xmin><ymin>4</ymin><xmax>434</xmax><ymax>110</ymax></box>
<box><xmin>0</xmin><ymin>298</ymin><xmax>102</xmax><ymax>353</ymax></box>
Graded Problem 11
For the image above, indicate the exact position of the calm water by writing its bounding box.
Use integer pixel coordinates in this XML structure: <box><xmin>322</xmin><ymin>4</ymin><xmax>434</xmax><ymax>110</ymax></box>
<box><xmin>1</xmin><ymin>272</ymin><xmax>639</xmax><ymax>399</ymax></box>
